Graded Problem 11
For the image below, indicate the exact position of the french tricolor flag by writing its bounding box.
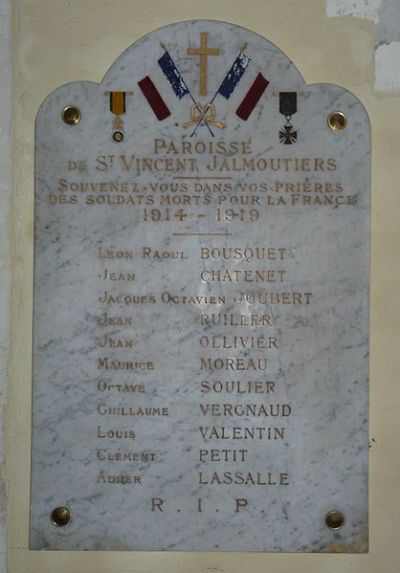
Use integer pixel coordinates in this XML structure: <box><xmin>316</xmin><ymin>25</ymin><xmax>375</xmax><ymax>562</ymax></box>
<box><xmin>158</xmin><ymin>50</ymin><xmax>190</xmax><ymax>99</ymax></box>
<box><xmin>138</xmin><ymin>48</ymin><xmax>190</xmax><ymax>121</ymax></box>
<box><xmin>236</xmin><ymin>73</ymin><xmax>269</xmax><ymax>120</ymax></box>
<box><xmin>216</xmin><ymin>48</ymin><xmax>269</xmax><ymax>120</ymax></box>
<box><xmin>138</xmin><ymin>76</ymin><xmax>171</xmax><ymax>121</ymax></box>
<box><xmin>217</xmin><ymin>52</ymin><xmax>251</xmax><ymax>99</ymax></box>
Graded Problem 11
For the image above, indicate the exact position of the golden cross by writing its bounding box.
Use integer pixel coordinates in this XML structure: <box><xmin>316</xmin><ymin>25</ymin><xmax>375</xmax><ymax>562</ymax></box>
<box><xmin>187</xmin><ymin>32</ymin><xmax>220</xmax><ymax>97</ymax></box>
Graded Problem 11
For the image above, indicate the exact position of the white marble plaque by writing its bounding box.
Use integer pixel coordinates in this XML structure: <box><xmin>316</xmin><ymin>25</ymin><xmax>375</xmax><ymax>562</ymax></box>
<box><xmin>30</xmin><ymin>20</ymin><xmax>370</xmax><ymax>552</ymax></box>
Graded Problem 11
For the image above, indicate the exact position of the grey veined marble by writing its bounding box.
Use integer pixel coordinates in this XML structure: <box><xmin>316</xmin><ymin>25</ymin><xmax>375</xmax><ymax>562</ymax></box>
<box><xmin>30</xmin><ymin>20</ymin><xmax>370</xmax><ymax>552</ymax></box>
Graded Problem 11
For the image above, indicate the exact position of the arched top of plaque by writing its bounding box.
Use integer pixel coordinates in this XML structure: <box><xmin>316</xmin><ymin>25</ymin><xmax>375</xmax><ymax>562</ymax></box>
<box><xmin>37</xmin><ymin>19</ymin><xmax>369</xmax><ymax>147</ymax></box>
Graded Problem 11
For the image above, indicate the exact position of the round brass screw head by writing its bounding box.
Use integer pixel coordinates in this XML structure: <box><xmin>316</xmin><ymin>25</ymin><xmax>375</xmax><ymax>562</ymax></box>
<box><xmin>327</xmin><ymin>111</ymin><xmax>347</xmax><ymax>131</ymax></box>
<box><xmin>51</xmin><ymin>506</ymin><xmax>71</xmax><ymax>527</ymax></box>
<box><xmin>325</xmin><ymin>509</ymin><xmax>345</xmax><ymax>530</ymax></box>
<box><xmin>113</xmin><ymin>130</ymin><xmax>124</xmax><ymax>142</ymax></box>
<box><xmin>62</xmin><ymin>106</ymin><xmax>81</xmax><ymax>125</ymax></box>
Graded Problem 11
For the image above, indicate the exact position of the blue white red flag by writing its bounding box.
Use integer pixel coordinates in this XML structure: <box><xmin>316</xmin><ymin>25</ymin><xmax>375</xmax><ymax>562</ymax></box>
<box><xmin>158</xmin><ymin>51</ymin><xmax>190</xmax><ymax>99</ymax></box>
<box><xmin>217</xmin><ymin>52</ymin><xmax>251</xmax><ymax>99</ymax></box>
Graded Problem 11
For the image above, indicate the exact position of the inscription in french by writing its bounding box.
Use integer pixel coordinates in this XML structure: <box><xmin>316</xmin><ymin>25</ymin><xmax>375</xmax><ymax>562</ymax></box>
<box><xmin>30</xmin><ymin>20</ymin><xmax>370</xmax><ymax>552</ymax></box>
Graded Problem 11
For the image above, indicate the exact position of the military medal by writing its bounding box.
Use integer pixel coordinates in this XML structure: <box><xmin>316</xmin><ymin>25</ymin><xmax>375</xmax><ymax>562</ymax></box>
<box><xmin>279</xmin><ymin>91</ymin><xmax>297</xmax><ymax>144</ymax></box>
<box><xmin>108</xmin><ymin>91</ymin><xmax>131</xmax><ymax>142</ymax></box>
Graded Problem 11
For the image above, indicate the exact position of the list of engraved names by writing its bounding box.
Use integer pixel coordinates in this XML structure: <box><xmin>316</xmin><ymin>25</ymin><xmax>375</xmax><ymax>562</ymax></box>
<box><xmin>44</xmin><ymin>137</ymin><xmax>352</xmax><ymax>513</ymax></box>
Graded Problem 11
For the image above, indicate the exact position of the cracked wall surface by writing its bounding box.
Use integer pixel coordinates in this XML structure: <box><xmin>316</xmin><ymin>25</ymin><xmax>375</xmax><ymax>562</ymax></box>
<box><xmin>326</xmin><ymin>0</ymin><xmax>382</xmax><ymax>22</ymax></box>
<box><xmin>327</xmin><ymin>0</ymin><xmax>400</xmax><ymax>89</ymax></box>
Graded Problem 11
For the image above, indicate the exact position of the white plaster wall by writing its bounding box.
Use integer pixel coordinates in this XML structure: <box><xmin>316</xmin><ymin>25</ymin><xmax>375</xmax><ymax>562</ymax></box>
<box><xmin>375</xmin><ymin>42</ymin><xmax>400</xmax><ymax>90</ymax></box>
<box><xmin>0</xmin><ymin>0</ymin><xmax>11</xmax><ymax>571</ymax></box>
<box><xmin>326</xmin><ymin>0</ymin><xmax>382</xmax><ymax>22</ymax></box>
<box><xmin>327</xmin><ymin>0</ymin><xmax>400</xmax><ymax>90</ymax></box>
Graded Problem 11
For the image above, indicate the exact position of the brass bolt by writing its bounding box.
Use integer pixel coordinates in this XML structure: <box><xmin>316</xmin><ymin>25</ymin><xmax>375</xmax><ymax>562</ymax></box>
<box><xmin>325</xmin><ymin>509</ymin><xmax>345</xmax><ymax>530</ymax></box>
<box><xmin>113</xmin><ymin>130</ymin><xmax>124</xmax><ymax>142</ymax></box>
<box><xmin>62</xmin><ymin>106</ymin><xmax>81</xmax><ymax>125</ymax></box>
<box><xmin>327</xmin><ymin>111</ymin><xmax>347</xmax><ymax>131</ymax></box>
<box><xmin>51</xmin><ymin>506</ymin><xmax>71</xmax><ymax>527</ymax></box>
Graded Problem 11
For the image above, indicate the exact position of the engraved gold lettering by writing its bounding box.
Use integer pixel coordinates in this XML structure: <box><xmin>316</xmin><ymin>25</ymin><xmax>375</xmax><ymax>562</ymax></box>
<box><xmin>199</xmin><ymin>404</ymin><xmax>291</xmax><ymax>417</ymax></box>
<box><xmin>200</xmin><ymin>314</ymin><xmax>274</xmax><ymax>327</ymax></box>
<box><xmin>200</xmin><ymin>269</ymin><xmax>286</xmax><ymax>283</ymax></box>
<box><xmin>200</xmin><ymin>380</ymin><xmax>275</xmax><ymax>394</ymax></box>
<box><xmin>198</xmin><ymin>471</ymin><xmax>289</xmax><ymax>486</ymax></box>
<box><xmin>199</xmin><ymin>426</ymin><xmax>285</xmax><ymax>440</ymax></box>
<box><xmin>199</xmin><ymin>449</ymin><xmax>247</xmax><ymax>462</ymax></box>
<box><xmin>200</xmin><ymin>357</ymin><xmax>268</xmax><ymax>371</ymax></box>
<box><xmin>199</xmin><ymin>336</ymin><xmax>278</xmax><ymax>350</ymax></box>
<box><xmin>96</xmin><ymin>471</ymin><xmax>142</xmax><ymax>484</ymax></box>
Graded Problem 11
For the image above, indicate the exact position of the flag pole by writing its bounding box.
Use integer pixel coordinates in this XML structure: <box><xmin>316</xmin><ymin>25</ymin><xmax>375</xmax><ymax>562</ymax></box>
<box><xmin>190</xmin><ymin>43</ymin><xmax>249</xmax><ymax>137</ymax></box>
<box><xmin>160</xmin><ymin>43</ymin><xmax>214</xmax><ymax>137</ymax></box>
